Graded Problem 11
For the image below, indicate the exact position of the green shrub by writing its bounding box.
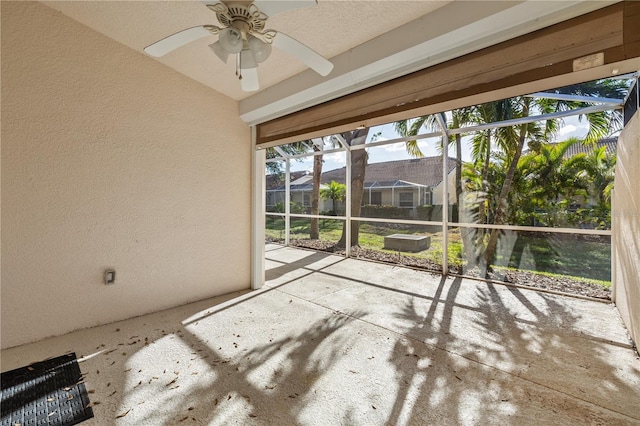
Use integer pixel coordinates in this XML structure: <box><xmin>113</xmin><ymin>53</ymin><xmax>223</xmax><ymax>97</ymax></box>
<box><xmin>360</xmin><ymin>204</ymin><xmax>410</xmax><ymax>219</ymax></box>
<box><xmin>416</xmin><ymin>205</ymin><xmax>458</xmax><ymax>221</ymax></box>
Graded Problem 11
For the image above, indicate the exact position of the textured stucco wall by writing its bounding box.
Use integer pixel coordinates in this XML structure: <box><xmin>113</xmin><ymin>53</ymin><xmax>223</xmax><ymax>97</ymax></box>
<box><xmin>1</xmin><ymin>2</ymin><xmax>250</xmax><ymax>349</ymax></box>
<box><xmin>613</xmin><ymin>112</ymin><xmax>640</xmax><ymax>347</ymax></box>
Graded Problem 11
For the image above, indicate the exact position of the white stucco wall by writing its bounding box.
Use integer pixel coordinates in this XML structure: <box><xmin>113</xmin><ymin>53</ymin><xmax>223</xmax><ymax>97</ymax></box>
<box><xmin>1</xmin><ymin>2</ymin><xmax>250</xmax><ymax>349</ymax></box>
<box><xmin>613</xmin><ymin>112</ymin><xmax>640</xmax><ymax>347</ymax></box>
<box><xmin>430</xmin><ymin>169</ymin><xmax>457</xmax><ymax>206</ymax></box>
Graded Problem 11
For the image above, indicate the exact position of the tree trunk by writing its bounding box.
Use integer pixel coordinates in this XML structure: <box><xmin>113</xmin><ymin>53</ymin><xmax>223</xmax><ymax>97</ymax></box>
<box><xmin>338</xmin><ymin>128</ymin><xmax>369</xmax><ymax>248</ymax></box>
<box><xmin>454</xmin><ymin>134</ymin><xmax>462</xmax><ymax>223</ymax></box>
<box><xmin>484</xmin><ymin>117</ymin><xmax>529</xmax><ymax>274</ymax></box>
<box><xmin>455</xmin><ymin>134</ymin><xmax>476</xmax><ymax>271</ymax></box>
<box><xmin>478</xmin><ymin>129</ymin><xmax>492</xmax><ymax>225</ymax></box>
<box><xmin>310</xmin><ymin>147</ymin><xmax>323</xmax><ymax>239</ymax></box>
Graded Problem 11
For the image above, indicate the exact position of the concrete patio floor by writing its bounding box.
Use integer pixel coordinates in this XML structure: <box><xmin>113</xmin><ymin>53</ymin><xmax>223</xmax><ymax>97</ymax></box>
<box><xmin>2</xmin><ymin>244</ymin><xmax>639</xmax><ymax>425</ymax></box>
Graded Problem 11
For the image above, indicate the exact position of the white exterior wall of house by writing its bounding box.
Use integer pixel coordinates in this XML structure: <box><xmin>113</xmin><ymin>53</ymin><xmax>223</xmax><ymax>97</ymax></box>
<box><xmin>1</xmin><ymin>2</ymin><xmax>250</xmax><ymax>349</ymax></box>
<box><xmin>430</xmin><ymin>169</ymin><xmax>458</xmax><ymax>206</ymax></box>
<box><xmin>612</xmin><ymin>112</ymin><xmax>640</xmax><ymax>347</ymax></box>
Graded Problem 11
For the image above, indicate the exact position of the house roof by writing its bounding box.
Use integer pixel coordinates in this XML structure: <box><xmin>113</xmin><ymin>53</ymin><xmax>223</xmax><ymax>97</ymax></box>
<box><xmin>266</xmin><ymin>170</ymin><xmax>308</xmax><ymax>190</ymax></box>
<box><xmin>563</xmin><ymin>137</ymin><xmax>617</xmax><ymax>158</ymax></box>
<box><xmin>269</xmin><ymin>156</ymin><xmax>457</xmax><ymax>192</ymax></box>
<box><xmin>321</xmin><ymin>156</ymin><xmax>456</xmax><ymax>188</ymax></box>
<box><xmin>522</xmin><ymin>137</ymin><xmax>618</xmax><ymax>159</ymax></box>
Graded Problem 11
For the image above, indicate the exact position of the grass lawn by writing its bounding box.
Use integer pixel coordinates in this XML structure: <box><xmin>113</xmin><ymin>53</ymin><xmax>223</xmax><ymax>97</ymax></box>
<box><xmin>265</xmin><ymin>217</ymin><xmax>611</xmax><ymax>284</ymax></box>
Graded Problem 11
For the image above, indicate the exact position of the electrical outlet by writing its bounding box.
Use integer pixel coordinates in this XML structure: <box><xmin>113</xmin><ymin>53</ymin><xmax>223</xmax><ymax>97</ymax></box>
<box><xmin>104</xmin><ymin>269</ymin><xmax>116</xmax><ymax>285</ymax></box>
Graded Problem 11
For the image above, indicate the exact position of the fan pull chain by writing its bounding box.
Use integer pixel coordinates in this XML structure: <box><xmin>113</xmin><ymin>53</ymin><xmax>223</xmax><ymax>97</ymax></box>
<box><xmin>236</xmin><ymin>53</ymin><xmax>242</xmax><ymax>81</ymax></box>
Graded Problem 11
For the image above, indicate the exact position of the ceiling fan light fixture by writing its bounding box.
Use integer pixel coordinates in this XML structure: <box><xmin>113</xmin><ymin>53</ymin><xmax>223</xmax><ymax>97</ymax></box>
<box><xmin>209</xmin><ymin>41</ymin><xmax>230</xmax><ymax>63</ymax></box>
<box><xmin>218</xmin><ymin>27</ymin><xmax>243</xmax><ymax>54</ymax></box>
<box><xmin>248</xmin><ymin>36</ymin><xmax>272</xmax><ymax>63</ymax></box>
<box><xmin>239</xmin><ymin>49</ymin><xmax>258</xmax><ymax>70</ymax></box>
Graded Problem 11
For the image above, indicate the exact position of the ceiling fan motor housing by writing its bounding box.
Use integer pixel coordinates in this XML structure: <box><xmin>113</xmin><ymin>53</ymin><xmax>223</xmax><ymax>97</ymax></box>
<box><xmin>208</xmin><ymin>3</ymin><xmax>267</xmax><ymax>38</ymax></box>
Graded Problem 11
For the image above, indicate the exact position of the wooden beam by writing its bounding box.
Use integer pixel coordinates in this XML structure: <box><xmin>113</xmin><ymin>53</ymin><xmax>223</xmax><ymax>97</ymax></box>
<box><xmin>257</xmin><ymin>2</ymin><xmax>639</xmax><ymax>146</ymax></box>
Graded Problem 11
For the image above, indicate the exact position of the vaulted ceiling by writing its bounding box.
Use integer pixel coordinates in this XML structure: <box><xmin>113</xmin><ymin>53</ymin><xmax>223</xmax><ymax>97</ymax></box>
<box><xmin>43</xmin><ymin>1</ymin><xmax>620</xmax><ymax>124</ymax></box>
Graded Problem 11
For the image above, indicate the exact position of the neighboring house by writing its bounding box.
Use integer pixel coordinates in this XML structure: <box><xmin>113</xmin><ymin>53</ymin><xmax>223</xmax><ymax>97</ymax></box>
<box><xmin>267</xmin><ymin>156</ymin><xmax>457</xmax><ymax>217</ymax></box>
<box><xmin>265</xmin><ymin>170</ymin><xmax>309</xmax><ymax>208</ymax></box>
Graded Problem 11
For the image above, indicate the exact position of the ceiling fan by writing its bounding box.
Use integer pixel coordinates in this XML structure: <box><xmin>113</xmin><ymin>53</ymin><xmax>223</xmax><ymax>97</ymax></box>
<box><xmin>144</xmin><ymin>0</ymin><xmax>334</xmax><ymax>92</ymax></box>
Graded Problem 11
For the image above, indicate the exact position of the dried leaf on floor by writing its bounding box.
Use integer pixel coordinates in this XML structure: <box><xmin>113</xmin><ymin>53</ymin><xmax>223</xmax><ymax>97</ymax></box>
<box><xmin>115</xmin><ymin>409</ymin><xmax>131</xmax><ymax>418</ymax></box>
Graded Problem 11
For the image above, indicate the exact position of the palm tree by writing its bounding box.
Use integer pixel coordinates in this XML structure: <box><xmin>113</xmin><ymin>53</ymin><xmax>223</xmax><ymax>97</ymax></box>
<box><xmin>517</xmin><ymin>138</ymin><xmax>588</xmax><ymax>226</ymax></box>
<box><xmin>583</xmin><ymin>146</ymin><xmax>616</xmax><ymax>209</ymax></box>
<box><xmin>320</xmin><ymin>180</ymin><xmax>346</xmax><ymax>214</ymax></box>
<box><xmin>481</xmin><ymin>82</ymin><xmax>626</xmax><ymax>271</ymax></box>
<box><xmin>310</xmin><ymin>144</ymin><xmax>323</xmax><ymax>239</ymax></box>
<box><xmin>483</xmin><ymin>96</ymin><xmax>554</xmax><ymax>270</ymax></box>
<box><xmin>581</xmin><ymin>145</ymin><xmax>616</xmax><ymax>228</ymax></box>
<box><xmin>337</xmin><ymin>128</ymin><xmax>369</xmax><ymax>248</ymax></box>
<box><xmin>395</xmin><ymin>109</ymin><xmax>476</xmax><ymax>267</ymax></box>
<box><xmin>394</xmin><ymin>109</ymin><xmax>475</xmax><ymax>222</ymax></box>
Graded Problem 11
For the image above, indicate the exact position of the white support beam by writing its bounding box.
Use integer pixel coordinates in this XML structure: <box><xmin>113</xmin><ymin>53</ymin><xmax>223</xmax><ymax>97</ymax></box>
<box><xmin>452</xmin><ymin>104</ymin><xmax>617</xmax><ymax>136</ymax></box>
<box><xmin>345</xmin><ymin>145</ymin><xmax>352</xmax><ymax>258</ymax></box>
<box><xmin>436</xmin><ymin>113</ymin><xmax>449</xmax><ymax>275</ymax></box>
<box><xmin>285</xmin><ymin>158</ymin><xmax>291</xmax><ymax>246</ymax></box>
<box><xmin>525</xmin><ymin>92</ymin><xmax>624</xmax><ymax>105</ymax></box>
<box><xmin>273</xmin><ymin>146</ymin><xmax>289</xmax><ymax>159</ymax></box>
<box><xmin>251</xmin><ymin>128</ymin><xmax>266</xmax><ymax>290</ymax></box>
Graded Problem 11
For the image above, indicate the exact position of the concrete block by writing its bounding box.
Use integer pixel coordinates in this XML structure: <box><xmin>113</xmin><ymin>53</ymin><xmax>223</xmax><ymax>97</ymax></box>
<box><xmin>383</xmin><ymin>234</ymin><xmax>431</xmax><ymax>252</ymax></box>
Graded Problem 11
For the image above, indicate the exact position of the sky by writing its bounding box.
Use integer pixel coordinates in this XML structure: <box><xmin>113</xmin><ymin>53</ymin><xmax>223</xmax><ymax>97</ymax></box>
<box><xmin>285</xmin><ymin>115</ymin><xmax>592</xmax><ymax>174</ymax></box>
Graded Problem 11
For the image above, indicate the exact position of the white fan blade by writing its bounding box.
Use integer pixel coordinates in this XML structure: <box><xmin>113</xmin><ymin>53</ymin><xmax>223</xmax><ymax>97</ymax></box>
<box><xmin>241</xmin><ymin>68</ymin><xmax>260</xmax><ymax>92</ymax></box>
<box><xmin>144</xmin><ymin>26</ymin><xmax>213</xmax><ymax>57</ymax></box>
<box><xmin>253</xmin><ymin>0</ymin><xmax>317</xmax><ymax>18</ymax></box>
<box><xmin>272</xmin><ymin>32</ymin><xmax>333</xmax><ymax>76</ymax></box>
